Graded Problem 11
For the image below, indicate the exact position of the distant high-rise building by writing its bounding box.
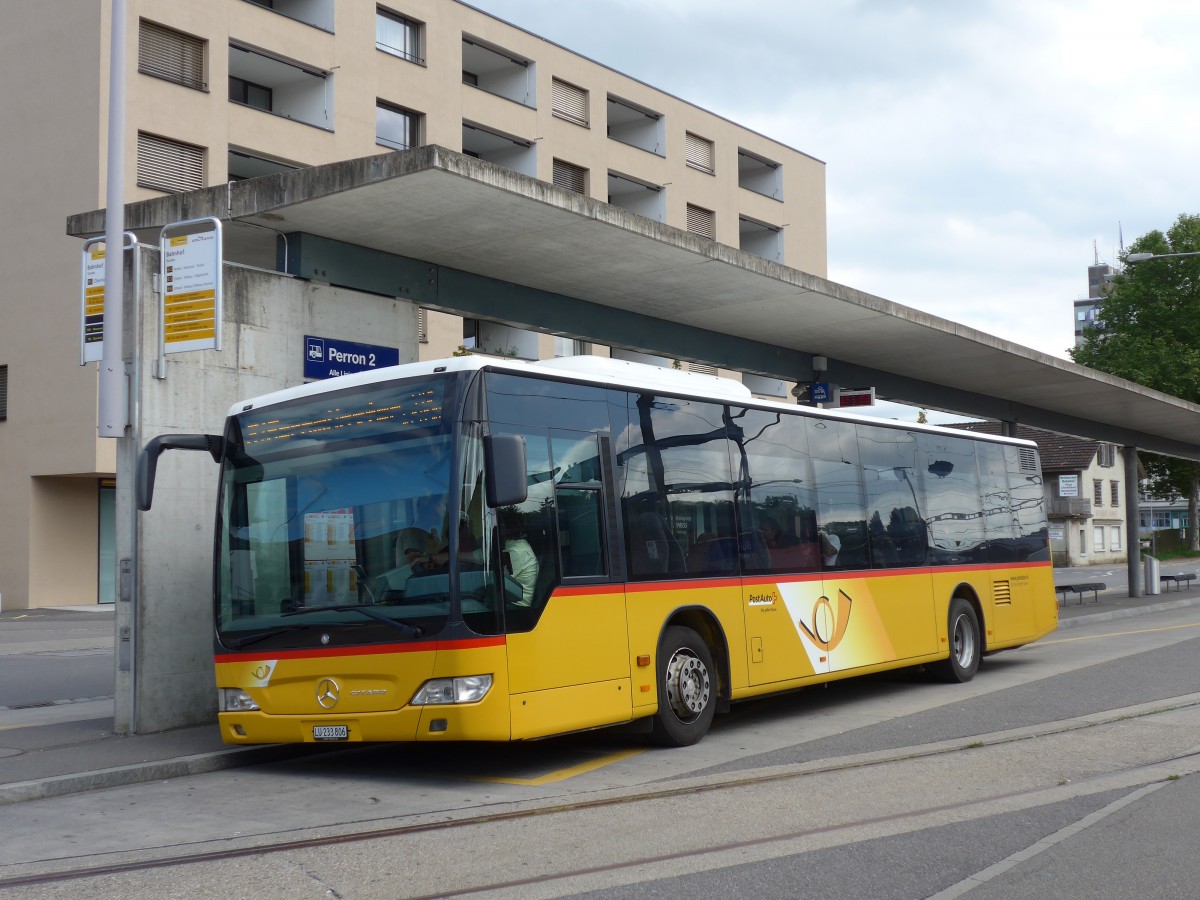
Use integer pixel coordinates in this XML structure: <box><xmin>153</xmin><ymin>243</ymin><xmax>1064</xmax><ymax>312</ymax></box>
<box><xmin>1074</xmin><ymin>255</ymin><xmax>1115</xmax><ymax>347</ymax></box>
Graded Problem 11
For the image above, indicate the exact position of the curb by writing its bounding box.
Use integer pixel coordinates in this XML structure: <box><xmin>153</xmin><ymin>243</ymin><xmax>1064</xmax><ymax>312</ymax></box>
<box><xmin>1056</xmin><ymin>595</ymin><xmax>1200</xmax><ymax>630</ymax></box>
<box><xmin>0</xmin><ymin>743</ymin><xmax>316</xmax><ymax>807</ymax></box>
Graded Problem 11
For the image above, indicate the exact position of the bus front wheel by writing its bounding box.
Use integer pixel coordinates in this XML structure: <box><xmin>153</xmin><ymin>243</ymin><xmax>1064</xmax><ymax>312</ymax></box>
<box><xmin>651</xmin><ymin>626</ymin><xmax>716</xmax><ymax>747</ymax></box>
<box><xmin>935</xmin><ymin>597</ymin><xmax>981</xmax><ymax>683</ymax></box>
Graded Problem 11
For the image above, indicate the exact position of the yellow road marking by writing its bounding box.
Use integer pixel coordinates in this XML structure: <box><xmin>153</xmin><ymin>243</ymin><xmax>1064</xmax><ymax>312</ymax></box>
<box><xmin>1044</xmin><ymin>620</ymin><xmax>1200</xmax><ymax>646</ymax></box>
<box><xmin>468</xmin><ymin>747</ymin><xmax>645</xmax><ymax>786</ymax></box>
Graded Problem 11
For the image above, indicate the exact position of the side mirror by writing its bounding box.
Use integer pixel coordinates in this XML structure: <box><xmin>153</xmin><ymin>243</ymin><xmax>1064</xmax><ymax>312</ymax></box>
<box><xmin>137</xmin><ymin>433</ymin><xmax>224</xmax><ymax>511</ymax></box>
<box><xmin>484</xmin><ymin>434</ymin><xmax>527</xmax><ymax>508</ymax></box>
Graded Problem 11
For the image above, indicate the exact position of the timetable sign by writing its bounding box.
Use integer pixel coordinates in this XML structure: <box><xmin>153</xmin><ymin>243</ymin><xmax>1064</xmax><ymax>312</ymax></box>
<box><xmin>160</xmin><ymin>218</ymin><xmax>222</xmax><ymax>354</ymax></box>
<box><xmin>81</xmin><ymin>245</ymin><xmax>107</xmax><ymax>363</ymax></box>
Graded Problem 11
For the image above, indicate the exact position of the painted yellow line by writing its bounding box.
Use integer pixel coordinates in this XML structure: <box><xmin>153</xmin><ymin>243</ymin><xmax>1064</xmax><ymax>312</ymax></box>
<box><xmin>468</xmin><ymin>747</ymin><xmax>645</xmax><ymax>786</ymax></box>
<box><xmin>1044</xmin><ymin>620</ymin><xmax>1200</xmax><ymax>646</ymax></box>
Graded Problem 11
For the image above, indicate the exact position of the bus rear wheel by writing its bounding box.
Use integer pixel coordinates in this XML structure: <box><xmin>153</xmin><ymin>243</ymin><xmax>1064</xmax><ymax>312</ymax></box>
<box><xmin>935</xmin><ymin>597</ymin><xmax>981</xmax><ymax>683</ymax></box>
<box><xmin>650</xmin><ymin>626</ymin><xmax>716</xmax><ymax>747</ymax></box>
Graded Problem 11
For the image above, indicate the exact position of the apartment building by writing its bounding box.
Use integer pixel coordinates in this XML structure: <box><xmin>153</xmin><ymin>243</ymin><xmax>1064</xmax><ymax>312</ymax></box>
<box><xmin>0</xmin><ymin>0</ymin><xmax>828</xmax><ymax>609</ymax></box>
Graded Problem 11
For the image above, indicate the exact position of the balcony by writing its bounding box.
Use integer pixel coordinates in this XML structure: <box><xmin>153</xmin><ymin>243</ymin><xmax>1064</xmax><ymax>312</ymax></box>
<box><xmin>1048</xmin><ymin>498</ymin><xmax>1092</xmax><ymax>519</ymax></box>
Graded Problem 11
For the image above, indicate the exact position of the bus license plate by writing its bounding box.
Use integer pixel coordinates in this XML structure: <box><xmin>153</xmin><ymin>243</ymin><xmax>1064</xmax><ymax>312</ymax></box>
<box><xmin>313</xmin><ymin>725</ymin><xmax>348</xmax><ymax>741</ymax></box>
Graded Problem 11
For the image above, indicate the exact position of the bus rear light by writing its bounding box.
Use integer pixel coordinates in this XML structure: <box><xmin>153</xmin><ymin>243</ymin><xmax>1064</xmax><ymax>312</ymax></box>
<box><xmin>219</xmin><ymin>688</ymin><xmax>260</xmax><ymax>712</ymax></box>
<box><xmin>411</xmin><ymin>674</ymin><xmax>493</xmax><ymax>705</ymax></box>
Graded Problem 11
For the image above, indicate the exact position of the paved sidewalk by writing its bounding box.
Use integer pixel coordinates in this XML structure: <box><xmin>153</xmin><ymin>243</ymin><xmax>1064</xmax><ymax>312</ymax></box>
<box><xmin>2</xmin><ymin>586</ymin><xmax>1199</xmax><ymax>806</ymax></box>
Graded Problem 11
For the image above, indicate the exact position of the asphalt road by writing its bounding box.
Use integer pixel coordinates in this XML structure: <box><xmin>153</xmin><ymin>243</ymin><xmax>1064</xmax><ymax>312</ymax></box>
<box><xmin>4</xmin><ymin>603</ymin><xmax>1200</xmax><ymax>897</ymax></box>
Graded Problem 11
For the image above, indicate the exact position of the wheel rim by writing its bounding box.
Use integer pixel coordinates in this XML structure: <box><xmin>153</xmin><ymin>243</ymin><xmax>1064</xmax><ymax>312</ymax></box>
<box><xmin>664</xmin><ymin>648</ymin><xmax>711</xmax><ymax>723</ymax></box>
<box><xmin>951</xmin><ymin>611</ymin><xmax>976</xmax><ymax>668</ymax></box>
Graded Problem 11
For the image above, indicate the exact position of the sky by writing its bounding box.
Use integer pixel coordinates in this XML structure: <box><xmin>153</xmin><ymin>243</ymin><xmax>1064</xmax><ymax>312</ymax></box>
<box><xmin>468</xmin><ymin>0</ymin><xmax>1200</xmax><ymax>417</ymax></box>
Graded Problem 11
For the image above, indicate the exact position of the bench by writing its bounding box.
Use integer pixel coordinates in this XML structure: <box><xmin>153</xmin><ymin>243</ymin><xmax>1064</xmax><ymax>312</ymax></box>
<box><xmin>1159</xmin><ymin>573</ymin><xmax>1197</xmax><ymax>592</ymax></box>
<box><xmin>1055</xmin><ymin>582</ymin><xmax>1106</xmax><ymax>605</ymax></box>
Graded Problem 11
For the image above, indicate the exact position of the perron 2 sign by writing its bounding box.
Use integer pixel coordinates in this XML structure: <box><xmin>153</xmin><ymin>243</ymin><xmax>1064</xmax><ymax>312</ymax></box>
<box><xmin>304</xmin><ymin>335</ymin><xmax>400</xmax><ymax>381</ymax></box>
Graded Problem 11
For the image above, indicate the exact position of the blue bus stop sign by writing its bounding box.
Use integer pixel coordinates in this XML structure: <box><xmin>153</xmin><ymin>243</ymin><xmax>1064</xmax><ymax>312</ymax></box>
<box><xmin>304</xmin><ymin>335</ymin><xmax>400</xmax><ymax>380</ymax></box>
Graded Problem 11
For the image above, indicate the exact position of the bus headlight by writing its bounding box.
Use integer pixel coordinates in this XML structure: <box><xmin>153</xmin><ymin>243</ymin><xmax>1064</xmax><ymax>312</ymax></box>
<box><xmin>219</xmin><ymin>688</ymin><xmax>260</xmax><ymax>712</ymax></box>
<box><xmin>411</xmin><ymin>675</ymin><xmax>493</xmax><ymax>705</ymax></box>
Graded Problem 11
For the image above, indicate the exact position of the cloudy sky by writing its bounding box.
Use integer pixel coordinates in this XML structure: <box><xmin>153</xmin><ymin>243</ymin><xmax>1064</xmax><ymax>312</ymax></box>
<box><xmin>470</xmin><ymin>0</ymin><xmax>1200</xmax><ymax>368</ymax></box>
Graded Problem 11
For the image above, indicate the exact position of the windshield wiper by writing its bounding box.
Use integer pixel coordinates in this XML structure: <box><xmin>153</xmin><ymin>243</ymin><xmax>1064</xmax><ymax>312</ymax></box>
<box><xmin>281</xmin><ymin>605</ymin><xmax>424</xmax><ymax>637</ymax></box>
<box><xmin>224</xmin><ymin>624</ymin><xmax>310</xmax><ymax>650</ymax></box>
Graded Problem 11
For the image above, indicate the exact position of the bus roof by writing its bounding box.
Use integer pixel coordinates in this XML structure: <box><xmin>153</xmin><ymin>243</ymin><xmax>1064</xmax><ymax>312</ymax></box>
<box><xmin>227</xmin><ymin>355</ymin><xmax>1037</xmax><ymax>449</ymax></box>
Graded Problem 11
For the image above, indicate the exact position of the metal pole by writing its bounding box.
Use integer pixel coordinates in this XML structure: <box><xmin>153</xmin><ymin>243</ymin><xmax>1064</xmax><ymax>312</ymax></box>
<box><xmin>1125</xmin><ymin>446</ymin><xmax>1142</xmax><ymax>598</ymax></box>
<box><xmin>99</xmin><ymin>0</ymin><xmax>127</xmax><ymax>437</ymax></box>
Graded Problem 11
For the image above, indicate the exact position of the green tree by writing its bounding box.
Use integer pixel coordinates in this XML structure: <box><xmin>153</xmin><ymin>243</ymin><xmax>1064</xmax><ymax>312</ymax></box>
<box><xmin>1071</xmin><ymin>213</ymin><xmax>1200</xmax><ymax>550</ymax></box>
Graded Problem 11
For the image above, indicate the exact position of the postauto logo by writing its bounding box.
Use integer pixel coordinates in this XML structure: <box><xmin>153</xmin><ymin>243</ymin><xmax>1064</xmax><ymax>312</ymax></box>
<box><xmin>307</xmin><ymin>338</ymin><xmax>325</xmax><ymax>362</ymax></box>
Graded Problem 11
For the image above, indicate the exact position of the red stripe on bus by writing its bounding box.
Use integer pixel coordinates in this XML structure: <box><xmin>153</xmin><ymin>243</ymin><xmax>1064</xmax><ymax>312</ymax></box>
<box><xmin>214</xmin><ymin>635</ymin><xmax>505</xmax><ymax>664</ymax></box>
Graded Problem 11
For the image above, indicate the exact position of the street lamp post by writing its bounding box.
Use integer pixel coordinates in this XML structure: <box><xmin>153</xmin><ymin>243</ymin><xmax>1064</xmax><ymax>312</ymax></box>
<box><xmin>1126</xmin><ymin>251</ymin><xmax>1200</xmax><ymax>263</ymax></box>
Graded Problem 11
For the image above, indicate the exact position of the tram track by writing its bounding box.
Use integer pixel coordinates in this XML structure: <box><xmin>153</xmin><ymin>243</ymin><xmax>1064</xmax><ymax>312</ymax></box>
<box><xmin>4</xmin><ymin>691</ymin><xmax>1200</xmax><ymax>893</ymax></box>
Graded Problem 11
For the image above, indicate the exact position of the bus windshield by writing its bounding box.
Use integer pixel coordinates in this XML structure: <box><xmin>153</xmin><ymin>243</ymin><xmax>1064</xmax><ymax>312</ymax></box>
<box><xmin>215</xmin><ymin>371</ymin><xmax>504</xmax><ymax>649</ymax></box>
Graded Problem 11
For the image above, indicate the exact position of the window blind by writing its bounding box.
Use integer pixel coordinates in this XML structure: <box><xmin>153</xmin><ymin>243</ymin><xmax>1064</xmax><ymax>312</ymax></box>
<box><xmin>137</xmin><ymin>132</ymin><xmax>205</xmax><ymax>193</ymax></box>
<box><xmin>552</xmin><ymin>78</ymin><xmax>589</xmax><ymax>126</ymax></box>
<box><xmin>553</xmin><ymin>159</ymin><xmax>587</xmax><ymax>194</ymax></box>
<box><xmin>139</xmin><ymin>20</ymin><xmax>206</xmax><ymax>90</ymax></box>
<box><xmin>686</xmin><ymin>204</ymin><xmax>715</xmax><ymax>240</ymax></box>
<box><xmin>685</xmin><ymin>132</ymin><xmax>714</xmax><ymax>173</ymax></box>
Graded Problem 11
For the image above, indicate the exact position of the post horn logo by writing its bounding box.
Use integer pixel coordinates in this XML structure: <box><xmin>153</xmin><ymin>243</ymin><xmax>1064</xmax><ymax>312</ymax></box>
<box><xmin>798</xmin><ymin>589</ymin><xmax>854</xmax><ymax>652</ymax></box>
<box><xmin>316</xmin><ymin>678</ymin><xmax>340</xmax><ymax>709</ymax></box>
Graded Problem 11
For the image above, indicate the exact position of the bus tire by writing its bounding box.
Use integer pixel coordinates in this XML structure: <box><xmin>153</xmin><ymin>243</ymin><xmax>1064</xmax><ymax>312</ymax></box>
<box><xmin>650</xmin><ymin>626</ymin><xmax>716</xmax><ymax>747</ymax></box>
<box><xmin>935</xmin><ymin>597</ymin><xmax>981</xmax><ymax>683</ymax></box>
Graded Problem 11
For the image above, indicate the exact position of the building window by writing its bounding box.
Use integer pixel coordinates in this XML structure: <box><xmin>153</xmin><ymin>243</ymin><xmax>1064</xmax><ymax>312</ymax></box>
<box><xmin>461</xmin><ymin>36</ymin><xmax>534</xmax><ymax>107</ymax></box>
<box><xmin>607</xmin><ymin>171</ymin><xmax>664</xmax><ymax>221</ymax></box>
<box><xmin>1110</xmin><ymin>481</ymin><xmax>1120</xmax><ymax>507</ymax></box>
<box><xmin>227</xmin><ymin>148</ymin><xmax>297</xmax><ymax>181</ymax></box>
<box><xmin>1097</xmin><ymin>444</ymin><xmax>1115</xmax><ymax>467</ymax></box>
<box><xmin>739</xmin><ymin>217</ymin><xmax>782</xmax><ymax>262</ymax></box>
<box><xmin>552</xmin><ymin>78</ymin><xmax>589</xmax><ymax>127</ymax></box>
<box><xmin>554</xmin><ymin>337</ymin><xmax>589</xmax><ymax>357</ymax></box>
<box><xmin>607</xmin><ymin>95</ymin><xmax>663</xmax><ymax>155</ymax></box>
<box><xmin>738</xmin><ymin>149</ymin><xmax>781</xmax><ymax>199</ymax></box>
<box><xmin>685</xmin><ymin>132</ymin><xmax>715</xmax><ymax>174</ymax></box>
<box><xmin>376</xmin><ymin>8</ymin><xmax>423</xmax><ymax>64</ymax></box>
<box><xmin>0</xmin><ymin>365</ymin><xmax>7</xmax><ymax>421</ymax></box>
<box><xmin>1109</xmin><ymin>526</ymin><xmax>1122</xmax><ymax>552</ymax></box>
<box><xmin>1093</xmin><ymin>526</ymin><xmax>1105</xmax><ymax>552</ymax></box>
<box><xmin>1093</xmin><ymin>480</ymin><xmax>1103</xmax><ymax>506</ymax></box>
<box><xmin>376</xmin><ymin>101</ymin><xmax>421</xmax><ymax>151</ymax></box>
<box><xmin>552</xmin><ymin>158</ymin><xmax>587</xmax><ymax>194</ymax></box>
<box><xmin>137</xmin><ymin>132</ymin><xmax>205</xmax><ymax>193</ymax></box>
<box><xmin>1079</xmin><ymin>528</ymin><xmax>1087</xmax><ymax>556</ymax></box>
<box><xmin>229</xmin><ymin>75</ymin><xmax>272</xmax><ymax>111</ymax></box>
<box><xmin>686</xmin><ymin>204</ymin><xmax>715</xmax><ymax>240</ymax></box>
<box><xmin>228</xmin><ymin>43</ymin><xmax>331</xmax><ymax>129</ymax></box>
<box><xmin>139</xmin><ymin>20</ymin><xmax>206</xmax><ymax>91</ymax></box>
<box><xmin>242</xmin><ymin>0</ymin><xmax>335</xmax><ymax>31</ymax></box>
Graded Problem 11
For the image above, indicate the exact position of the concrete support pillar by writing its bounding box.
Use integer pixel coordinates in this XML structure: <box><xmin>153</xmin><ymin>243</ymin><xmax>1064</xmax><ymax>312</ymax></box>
<box><xmin>1125</xmin><ymin>445</ymin><xmax>1142</xmax><ymax>598</ymax></box>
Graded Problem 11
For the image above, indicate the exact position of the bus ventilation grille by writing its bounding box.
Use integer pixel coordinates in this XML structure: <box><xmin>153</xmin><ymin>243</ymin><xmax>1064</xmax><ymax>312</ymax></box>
<box><xmin>993</xmin><ymin>580</ymin><xmax>1012</xmax><ymax>605</ymax></box>
<box><xmin>1019</xmin><ymin>448</ymin><xmax>1038</xmax><ymax>472</ymax></box>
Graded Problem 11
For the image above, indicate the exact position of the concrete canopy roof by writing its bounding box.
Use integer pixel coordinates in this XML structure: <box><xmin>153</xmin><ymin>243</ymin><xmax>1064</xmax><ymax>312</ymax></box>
<box><xmin>67</xmin><ymin>145</ymin><xmax>1200</xmax><ymax>460</ymax></box>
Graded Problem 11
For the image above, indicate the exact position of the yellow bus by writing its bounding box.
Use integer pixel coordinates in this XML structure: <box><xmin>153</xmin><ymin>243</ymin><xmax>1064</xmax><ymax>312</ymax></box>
<box><xmin>138</xmin><ymin>354</ymin><xmax>1057</xmax><ymax>747</ymax></box>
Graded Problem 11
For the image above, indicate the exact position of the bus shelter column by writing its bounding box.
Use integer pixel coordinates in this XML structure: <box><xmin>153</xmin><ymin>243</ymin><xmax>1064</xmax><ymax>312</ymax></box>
<box><xmin>1125</xmin><ymin>445</ymin><xmax>1142</xmax><ymax>598</ymax></box>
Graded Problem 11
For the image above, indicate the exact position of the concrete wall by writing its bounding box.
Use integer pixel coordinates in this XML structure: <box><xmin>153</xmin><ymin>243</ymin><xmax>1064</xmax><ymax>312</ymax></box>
<box><xmin>120</xmin><ymin>245</ymin><xmax>419</xmax><ymax>733</ymax></box>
